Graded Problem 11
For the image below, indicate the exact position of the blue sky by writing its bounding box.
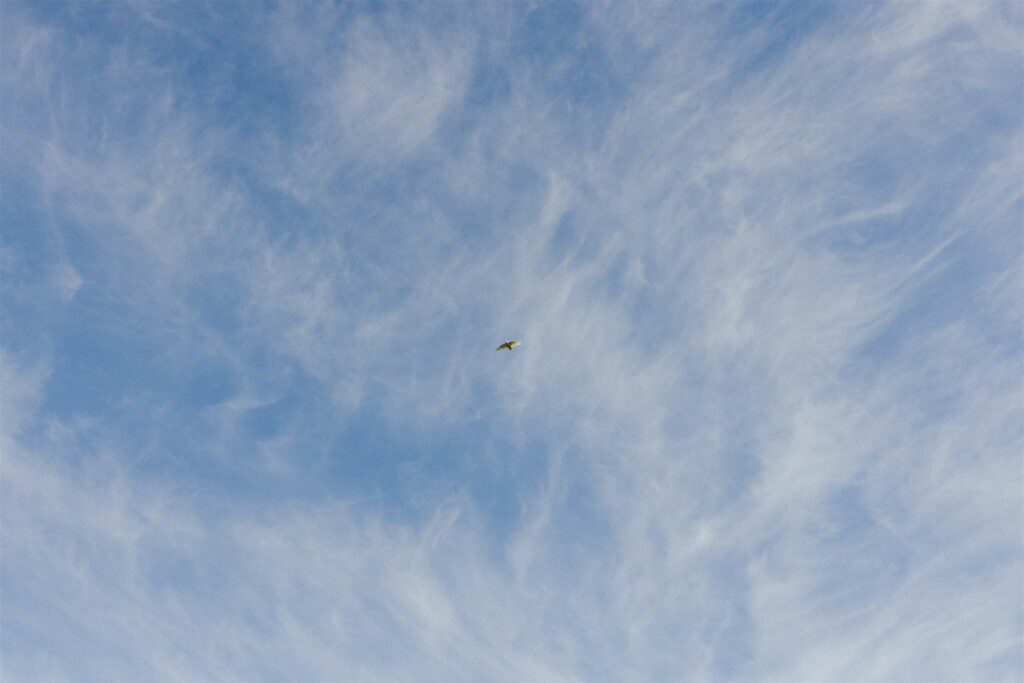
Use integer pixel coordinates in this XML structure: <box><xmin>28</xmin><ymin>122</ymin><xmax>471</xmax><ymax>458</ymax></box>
<box><xmin>1</xmin><ymin>2</ymin><xmax>1021</xmax><ymax>680</ymax></box>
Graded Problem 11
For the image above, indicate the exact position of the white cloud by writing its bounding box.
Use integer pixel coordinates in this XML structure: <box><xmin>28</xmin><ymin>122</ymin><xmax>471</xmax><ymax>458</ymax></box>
<box><xmin>2</xmin><ymin>1</ymin><xmax>1020</xmax><ymax>680</ymax></box>
<box><xmin>325</xmin><ymin>17</ymin><xmax>471</xmax><ymax>158</ymax></box>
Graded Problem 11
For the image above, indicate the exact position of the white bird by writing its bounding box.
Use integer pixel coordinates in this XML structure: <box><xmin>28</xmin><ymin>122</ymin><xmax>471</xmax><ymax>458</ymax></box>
<box><xmin>495</xmin><ymin>339</ymin><xmax>521</xmax><ymax>352</ymax></box>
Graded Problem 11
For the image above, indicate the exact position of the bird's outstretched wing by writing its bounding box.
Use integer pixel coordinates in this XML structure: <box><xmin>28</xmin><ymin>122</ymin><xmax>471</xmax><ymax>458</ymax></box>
<box><xmin>508</xmin><ymin>341</ymin><xmax>521</xmax><ymax>349</ymax></box>
<box><xmin>495</xmin><ymin>343</ymin><xmax>508</xmax><ymax>351</ymax></box>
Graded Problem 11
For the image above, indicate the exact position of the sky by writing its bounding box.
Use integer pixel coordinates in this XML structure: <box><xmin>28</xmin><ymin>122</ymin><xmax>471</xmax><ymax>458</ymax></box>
<box><xmin>1</xmin><ymin>2</ymin><xmax>1022</xmax><ymax>681</ymax></box>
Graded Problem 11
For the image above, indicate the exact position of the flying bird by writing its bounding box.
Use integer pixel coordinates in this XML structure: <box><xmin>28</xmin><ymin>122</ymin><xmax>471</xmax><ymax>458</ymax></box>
<box><xmin>495</xmin><ymin>339</ymin><xmax>521</xmax><ymax>352</ymax></box>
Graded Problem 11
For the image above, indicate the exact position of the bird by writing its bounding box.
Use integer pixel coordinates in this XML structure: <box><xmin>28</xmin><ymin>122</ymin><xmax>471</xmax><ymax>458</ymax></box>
<box><xmin>495</xmin><ymin>339</ymin><xmax>521</xmax><ymax>352</ymax></box>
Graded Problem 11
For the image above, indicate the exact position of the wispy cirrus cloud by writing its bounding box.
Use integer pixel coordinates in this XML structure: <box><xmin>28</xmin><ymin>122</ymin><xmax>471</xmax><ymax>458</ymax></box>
<box><xmin>2</xmin><ymin>1</ymin><xmax>1021</xmax><ymax>681</ymax></box>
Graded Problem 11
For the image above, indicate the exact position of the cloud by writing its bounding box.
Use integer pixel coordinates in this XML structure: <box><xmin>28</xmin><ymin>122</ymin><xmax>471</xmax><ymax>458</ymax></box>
<box><xmin>325</xmin><ymin>16</ymin><xmax>472</xmax><ymax>158</ymax></box>
<box><xmin>2</xmin><ymin>1</ymin><xmax>1021</xmax><ymax>680</ymax></box>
